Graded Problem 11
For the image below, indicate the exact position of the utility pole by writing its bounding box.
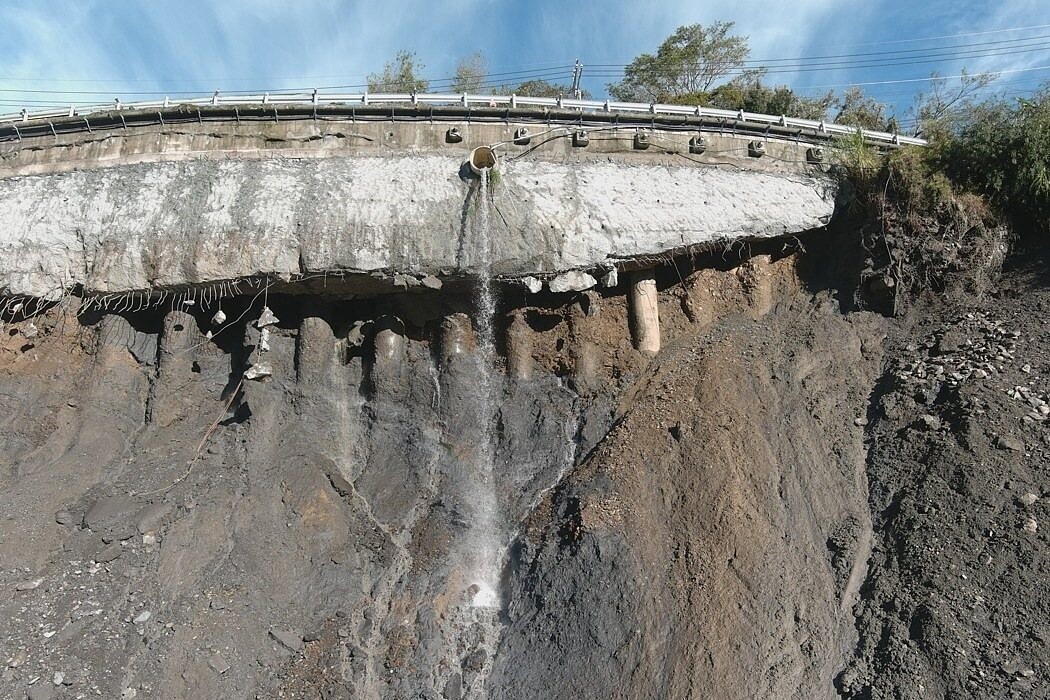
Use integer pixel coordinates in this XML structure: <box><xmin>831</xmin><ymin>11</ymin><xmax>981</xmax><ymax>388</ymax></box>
<box><xmin>571</xmin><ymin>59</ymin><xmax>583</xmax><ymax>99</ymax></box>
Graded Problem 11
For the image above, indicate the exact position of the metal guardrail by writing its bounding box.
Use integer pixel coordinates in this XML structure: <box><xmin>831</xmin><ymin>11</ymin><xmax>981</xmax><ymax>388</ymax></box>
<box><xmin>0</xmin><ymin>91</ymin><xmax>927</xmax><ymax>147</ymax></box>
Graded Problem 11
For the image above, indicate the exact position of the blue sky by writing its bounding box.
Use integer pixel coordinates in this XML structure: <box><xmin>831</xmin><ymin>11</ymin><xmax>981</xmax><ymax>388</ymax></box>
<box><xmin>2</xmin><ymin>0</ymin><xmax>1049</xmax><ymax>123</ymax></box>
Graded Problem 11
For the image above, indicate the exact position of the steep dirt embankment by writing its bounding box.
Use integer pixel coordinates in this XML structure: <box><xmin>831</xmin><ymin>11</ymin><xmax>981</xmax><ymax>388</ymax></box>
<box><xmin>0</xmin><ymin>235</ymin><xmax>1043</xmax><ymax>699</ymax></box>
<box><xmin>492</xmin><ymin>295</ymin><xmax>886</xmax><ymax>699</ymax></box>
<box><xmin>839</xmin><ymin>261</ymin><xmax>1050</xmax><ymax>700</ymax></box>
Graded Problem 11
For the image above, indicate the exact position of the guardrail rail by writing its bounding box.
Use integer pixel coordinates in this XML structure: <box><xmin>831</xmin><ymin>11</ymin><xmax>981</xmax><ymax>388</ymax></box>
<box><xmin>0</xmin><ymin>90</ymin><xmax>926</xmax><ymax>147</ymax></box>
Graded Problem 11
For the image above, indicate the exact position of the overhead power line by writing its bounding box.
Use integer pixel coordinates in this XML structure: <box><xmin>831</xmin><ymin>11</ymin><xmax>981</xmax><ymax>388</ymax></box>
<box><xmin>589</xmin><ymin>31</ymin><xmax>1050</xmax><ymax>68</ymax></box>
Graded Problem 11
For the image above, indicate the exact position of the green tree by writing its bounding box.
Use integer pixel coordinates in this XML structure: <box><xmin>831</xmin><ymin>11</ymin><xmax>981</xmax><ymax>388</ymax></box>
<box><xmin>505</xmin><ymin>79</ymin><xmax>589</xmax><ymax>99</ymax></box>
<box><xmin>367</xmin><ymin>50</ymin><xmax>429</xmax><ymax>93</ymax></box>
<box><xmin>910</xmin><ymin>70</ymin><xmax>997</xmax><ymax>139</ymax></box>
<box><xmin>943</xmin><ymin>86</ymin><xmax>1050</xmax><ymax>233</ymax></box>
<box><xmin>705</xmin><ymin>74</ymin><xmax>834</xmax><ymax>120</ymax></box>
<box><xmin>608</xmin><ymin>22</ymin><xmax>754</xmax><ymax>102</ymax></box>
<box><xmin>451</xmin><ymin>52</ymin><xmax>487</xmax><ymax>93</ymax></box>
<box><xmin>835</xmin><ymin>86</ymin><xmax>889</xmax><ymax>130</ymax></box>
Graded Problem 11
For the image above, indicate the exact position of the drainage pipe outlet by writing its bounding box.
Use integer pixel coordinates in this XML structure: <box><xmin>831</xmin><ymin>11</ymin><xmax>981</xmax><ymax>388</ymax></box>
<box><xmin>469</xmin><ymin>146</ymin><xmax>498</xmax><ymax>175</ymax></box>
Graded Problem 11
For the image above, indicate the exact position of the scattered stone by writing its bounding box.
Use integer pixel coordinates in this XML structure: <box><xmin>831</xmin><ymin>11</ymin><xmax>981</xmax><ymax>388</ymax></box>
<box><xmin>303</xmin><ymin>629</ymin><xmax>321</xmax><ymax>642</ymax></box>
<box><xmin>134</xmin><ymin>503</ymin><xmax>172</xmax><ymax>534</ymax></box>
<box><xmin>83</xmin><ymin>495</ymin><xmax>138</xmax><ymax>531</ymax></box>
<box><xmin>420</xmin><ymin>275</ymin><xmax>443</xmax><ymax>290</ymax></box>
<box><xmin>133</xmin><ymin>611</ymin><xmax>152</xmax><ymax>625</ymax></box>
<box><xmin>142</xmin><ymin>533</ymin><xmax>157</xmax><ymax>546</ymax></box>
<box><xmin>461</xmin><ymin>648</ymin><xmax>487</xmax><ymax>673</ymax></box>
<box><xmin>14</xmin><ymin>578</ymin><xmax>43</xmax><ymax>592</ymax></box>
<box><xmin>209</xmin><ymin>599</ymin><xmax>226</xmax><ymax>610</ymax></box>
<box><xmin>601</xmin><ymin>267</ymin><xmax>619</xmax><ymax>288</ymax></box>
<box><xmin>443</xmin><ymin>672</ymin><xmax>463</xmax><ymax>700</ymax></box>
<box><xmin>392</xmin><ymin>273</ymin><xmax>419</xmax><ymax>289</ymax></box>
<box><xmin>996</xmin><ymin>435</ymin><xmax>1024</xmax><ymax>452</ymax></box>
<box><xmin>94</xmin><ymin>544</ymin><xmax>122</xmax><ymax>564</ymax></box>
<box><xmin>207</xmin><ymin>653</ymin><xmax>230</xmax><ymax>675</ymax></box>
<box><xmin>54</xmin><ymin>511</ymin><xmax>75</xmax><ymax>526</ymax></box>
<box><xmin>1019</xmin><ymin>493</ymin><xmax>1039</xmax><ymax>506</ymax></box>
<box><xmin>21</xmin><ymin>323</ymin><xmax>38</xmax><ymax>340</ymax></box>
<box><xmin>919</xmin><ymin>414</ymin><xmax>941</xmax><ymax>431</ymax></box>
<box><xmin>327</xmin><ymin>472</ymin><xmax>353</xmax><ymax>498</ymax></box>
<box><xmin>548</xmin><ymin>271</ymin><xmax>597</xmax><ymax>293</ymax></box>
<box><xmin>854</xmin><ymin>417</ymin><xmax>869</xmax><ymax>427</ymax></box>
<box><xmin>269</xmin><ymin>628</ymin><xmax>303</xmax><ymax>653</ymax></box>
<box><xmin>51</xmin><ymin>672</ymin><xmax>63</xmax><ymax>686</ymax></box>
<box><xmin>244</xmin><ymin>364</ymin><xmax>272</xmax><ymax>381</ymax></box>
<box><xmin>8</xmin><ymin>651</ymin><xmax>27</xmax><ymax>668</ymax></box>
<box><xmin>27</xmin><ymin>685</ymin><xmax>54</xmax><ymax>700</ymax></box>
<box><xmin>101</xmin><ymin>530</ymin><xmax>135</xmax><ymax>544</ymax></box>
<box><xmin>330</xmin><ymin>551</ymin><xmax>348</xmax><ymax>565</ymax></box>
<box><xmin>1023</xmin><ymin>518</ymin><xmax>1038</xmax><ymax>533</ymax></box>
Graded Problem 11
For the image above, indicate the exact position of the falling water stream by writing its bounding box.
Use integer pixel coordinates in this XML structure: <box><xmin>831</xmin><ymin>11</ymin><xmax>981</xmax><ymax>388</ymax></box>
<box><xmin>433</xmin><ymin>166</ymin><xmax>503</xmax><ymax>699</ymax></box>
<box><xmin>467</xmin><ymin>167</ymin><xmax>503</xmax><ymax>610</ymax></box>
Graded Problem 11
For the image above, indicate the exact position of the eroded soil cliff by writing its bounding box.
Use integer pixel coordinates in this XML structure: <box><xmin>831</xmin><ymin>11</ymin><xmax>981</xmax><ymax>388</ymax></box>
<box><xmin>0</xmin><ymin>235</ymin><xmax>1045</xmax><ymax>700</ymax></box>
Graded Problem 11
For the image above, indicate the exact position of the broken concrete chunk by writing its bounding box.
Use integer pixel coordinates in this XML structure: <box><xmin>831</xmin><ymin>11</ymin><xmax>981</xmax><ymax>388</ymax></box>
<box><xmin>269</xmin><ymin>628</ymin><xmax>303</xmax><ymax>653</ymax></box>
<box><xmin>347</xmin><ymin>320</ymin><xmax>367</xmax><ymax>347</ymax></box>
<box><xmin>548</xmin><ymin>271</ymin><xmax>597</xmax><ymax>293</ymax></box>
<box><xmin>421</xmin><ymin>275</ymin><xmax>443</xmax><ymax>290</ymax></box>
<box><xmin>521</xmin><ymin>276</ymin><xmax>543</xmax><ymax>294</ymax></box>
<box><xmin>244</xmin><ymin>364</ymin><xmax>272</xmax><ymax>381</ymax></box>
<box><xmin>255</xmin><ymin>306</ymin><xmax>279</xmax><ymax>328</ymax></box>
